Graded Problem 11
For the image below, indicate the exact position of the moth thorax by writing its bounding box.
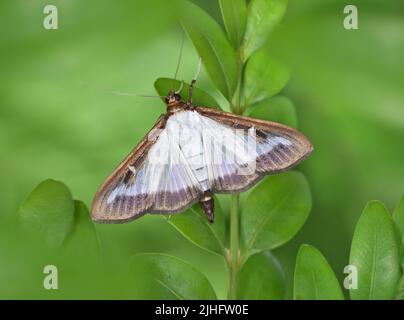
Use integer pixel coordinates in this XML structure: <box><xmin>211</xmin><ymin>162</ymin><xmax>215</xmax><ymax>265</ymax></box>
<box><xmin>165</xmin><ymin>91</ymin><xmax>183</xmax><ymax>113</ymax></box>
<box><xmin>166</xmin><ymin>101</ymin><xmax>184</xmax><ymax>113</ymax></box>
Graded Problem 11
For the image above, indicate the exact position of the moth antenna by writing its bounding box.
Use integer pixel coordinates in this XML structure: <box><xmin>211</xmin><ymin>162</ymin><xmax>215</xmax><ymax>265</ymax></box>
<box><xmin>80</xmin><ymin>81</ymin><xmax>164</xmax><ymax>99</ymax></box>
<box><xmin>172</xmin><ymin>31</ymin><xmax>185</xmax><ymax>89</ymax></box>
<box><xmin>112</xmin><ymin>92</ymin><xmax>164</xmax><ymax>99</ymax></box>
<box><xmin>194</xmin><ymin>57</ymin><xmax>202</xmax><ymax>82</ymax></box>
<box><xmin>175</xmin><ymin>81</ymin><xmax>184</xmax><ymax>94</ymax></box>
<box><xmin>188</xmin><ymin>57</ymin><xmax>202</xmax><ymax>104</ymax></box>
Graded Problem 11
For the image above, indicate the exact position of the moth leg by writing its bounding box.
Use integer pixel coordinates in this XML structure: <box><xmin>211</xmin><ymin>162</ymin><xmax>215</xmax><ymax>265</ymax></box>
<box><xmin>199</xmin><ymin>190</ymin><xmax>215</xmax><ymax>223</ymax></box>
<box><xmin>188</xmin><ymin>57</ymin><xmax>202</xmax><ymax>104</ymax></box>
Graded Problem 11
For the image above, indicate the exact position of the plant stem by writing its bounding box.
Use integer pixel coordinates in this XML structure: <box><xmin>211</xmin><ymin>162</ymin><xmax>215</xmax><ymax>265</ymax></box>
<box><xmin>228</xmin><ymin>48</ymin><xmax>245</xmax><ymax>300</ymax></box>
<box><xmin>230</xmin><ymin>68</ymin><xmax>244</xmax><ymax>114</ymax></box>
<box><xmin>228</xmin><ymin>194</ymin><xmax>240</xmax><ymax>299</ymax></box>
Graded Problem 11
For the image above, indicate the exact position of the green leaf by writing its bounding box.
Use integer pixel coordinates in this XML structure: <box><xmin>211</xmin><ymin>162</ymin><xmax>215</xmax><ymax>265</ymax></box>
<box><xmin>166</xmin><ymin>197</ymin><xmax>226</xmax><ymax>256</ymax></box>
<box><xmin>294</xmin><ymin>244</ymin><xmax>344</xmax><ymax>300</ymax></box>
<box><xmin>349</xmin><ymin>201</ymin><xmax>401</xmax><ymax>300</ymax></box>
<box><xmin>18</xmin><ymin>179</ymin><xmax>75</xmax><ymax>249</ymax></box>
<box><xmin>393</xmin><ymin>194</ymin><xmax>404</xmax><ymax>262</ymax></box>
<box><xmin>242</xmin><ymin>0</ymin><xmax>287</xmax><ymax>60</ymax></box>
<box><xmin>244</xmin><ymin>49</ymin><xmax>290</xmax><ymax>105</ymax></box>
<box><xmin>248</xmin><ymin>96</ymin><xmax>297</xmax><ymax>128</ymax></box>
<box><xmin>154</xmin><ymin>77</ymin><xmax>219</xmax><ymax>108</ymax></box>
<box><xmin>179</xmin><ymin>1</ymin><xmax>238</xmax><ymax>100</ymax></box>
<box><xmin>63</xmin><ymin>200</ymin><xmax>100</xmax><ymax>259</ymax></box>
<box><xmin>393</xmin><ymin>195</ymin><xmax>404</xmax><ymax>300</ymax></box>
<box><xmin>241</xmin><ymin>172</ymin><xmax>311</xmax><ymax>255</ymax></box>
<box><xmin>131</xmin><ymin>253</ymin><xmax>217</xmax><ymax>300</ymax></box>
<box><xmin>395</xmin><ymin>275</ymin><xmax>404</xmax><ymax>300</ymax></box>
<box><xmin>237</xmin><ymin>251</ymin><xmax>285</xmax><ymax>299</ymax></box>
<box><xmin>219</xmin><ymin>0</ymin><xmax>247</xmax><ymax>49</ymax></box>
<box><xmin>397</xmin><ymin>276</ymin><xmax>404</xmax><ymax>300</ymax></box>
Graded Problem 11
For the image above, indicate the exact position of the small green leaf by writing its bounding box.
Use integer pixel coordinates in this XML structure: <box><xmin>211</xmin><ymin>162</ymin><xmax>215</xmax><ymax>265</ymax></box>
<box><xmin>349</xmin><ymin>201</ymin><xmax>401</xmax><ymax>300</ymax></box>
<box><xmin>248</xmin><ymin>96</ymin><xmax>297</xmax><ymax>128</ymax></box>
<box><xmin>393</xmin><ymin>194</ymin><xmax>404</xmax><ymax>262</ymax></box>
<box><xmin>397</xmin><ymin>276</ymin><xmax>404</xmax><ymax>300</ymax></box>
<box><xmin>241</xmin><ymin>172</ymin><xmax>311</xmax><ymax>255</ymax></box>
<box><xmin>180</xmin><ymin>1</ymin><xmax>238</xmax><ymax>100</ymax></box>
<box><xmin>18</xmin><ymin>179</ymin><xmax>75</xmax><ymax>249</ymax></box>
<box><xmin>244</xmin><ymin>49</ymin><xmax>290</xmax><ymax>105</ymax></box>
<box><xmin>154</xmin><ymin>77</ymin><xmax>219</xmax><ymax>108</ymax></box>
<box><xmin>294</xmin><ymin>244</ymin><xmax>344</xmax><ymax>300</ymax></box>
<box><xmin>237</xmin><ymin>251</ymin><xmax>286</xmax><ymax>299</ymax></box>
<box><xmin>242</xmin><ymin>0</ymin><xmax>287</xmax><ymax>60</ymax></box>
<box><xmin>219</xmin><ymin>0</ymin><xmax>247</xmax><ymax>48</ymax></box>
<box><xmin>131</xmin><ymin>253</ymin><xmax>217</xmax><ymax>300</ymax></box>
<box><xmin>166</xmin><ymin>197</ymin><xmax>226</xmax><ymax>256</ymax></box>
<box><xmin>393</xmin><ymin>195</ymin><xmax>404</xmax><ymax>300</ymax></box>
<box><xmin>63</xmin><ymin>200</ymin><xmax>100</xmax><ymax>259</ymax></box>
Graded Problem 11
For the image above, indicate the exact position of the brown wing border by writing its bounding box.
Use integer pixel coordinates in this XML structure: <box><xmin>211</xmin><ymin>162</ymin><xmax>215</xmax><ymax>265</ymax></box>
<box><xmin>91</xmin><ymin>115</ymin><xmax>168</xmax><ymax>223</ymax></box>
<box><xmin>195</xmin><ymin>106</ymin><xmax>313</xmax><ymax>193</ymax></box>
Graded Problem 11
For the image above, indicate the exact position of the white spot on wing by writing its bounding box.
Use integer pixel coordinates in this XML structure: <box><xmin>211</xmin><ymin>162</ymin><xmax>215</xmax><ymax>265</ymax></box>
<box><xmin>271</xmin><ymin>136</ymin><xmax>292</xmax><ymax>146</ymax></box>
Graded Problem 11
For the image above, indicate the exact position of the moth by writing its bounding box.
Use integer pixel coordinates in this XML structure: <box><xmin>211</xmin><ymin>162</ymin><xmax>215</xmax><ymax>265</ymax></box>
<box><xmin>92</xmin><ymin>63</ymin><xmax>313</xmax><ymax>224</ymax></box>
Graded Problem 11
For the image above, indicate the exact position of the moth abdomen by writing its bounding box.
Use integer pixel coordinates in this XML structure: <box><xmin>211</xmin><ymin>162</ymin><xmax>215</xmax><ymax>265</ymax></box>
<box><xmin>199</xmin><ymin>190</ymin><xmax>215</xmax><ymax>223</ymax></box>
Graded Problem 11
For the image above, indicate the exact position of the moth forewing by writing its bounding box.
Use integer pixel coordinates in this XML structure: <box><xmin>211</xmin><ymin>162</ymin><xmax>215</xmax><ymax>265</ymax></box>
<box><xmin>91</xmin><ymin>90</ymin><xmax>313</xmax><ymax>224</ymax></box>
<box><xmin>91</xmin><ymin>115</ymin><xmax>169</xmax><ymax>223</ymax></box>
<box><xmin>195</xmin><ymin>106</ymin><xmax>313</xmax><ymax>172</ymax></box>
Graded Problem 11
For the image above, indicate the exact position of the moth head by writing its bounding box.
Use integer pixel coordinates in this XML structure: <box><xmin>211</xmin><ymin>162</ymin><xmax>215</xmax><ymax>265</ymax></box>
<box><xmin>165</xmin><ymin>90</ymin><xmax>182</xmax><ymax>106</ymax></box>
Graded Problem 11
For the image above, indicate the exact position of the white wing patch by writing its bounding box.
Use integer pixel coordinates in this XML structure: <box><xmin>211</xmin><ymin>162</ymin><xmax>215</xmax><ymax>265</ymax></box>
<box><xmin>107</xmin><ymin>110</ymin><xmax>295</xmax><ymax>204</ymax></box>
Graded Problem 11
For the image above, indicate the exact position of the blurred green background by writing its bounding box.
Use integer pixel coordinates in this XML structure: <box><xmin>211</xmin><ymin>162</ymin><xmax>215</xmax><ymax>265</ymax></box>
<box><xmin>1</xmin><ymin>0</ymin><xmax>403</xmax><ymax>299</ymax></box>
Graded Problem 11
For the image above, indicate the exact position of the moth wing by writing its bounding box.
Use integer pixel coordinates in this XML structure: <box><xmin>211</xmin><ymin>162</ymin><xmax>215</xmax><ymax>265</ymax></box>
<box><xmin>91</xmin><ymin>115</ymin><xmax>202</xmax><ymax>223</ymax></box>
<box><xmin>196</xmin><ymin>107</ymin><xmax>313</xmax><ymax>193</ymax></box>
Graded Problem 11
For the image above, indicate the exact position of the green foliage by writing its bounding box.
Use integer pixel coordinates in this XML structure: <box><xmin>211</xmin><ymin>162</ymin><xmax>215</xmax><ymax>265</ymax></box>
<box><xmin>18</xmin><ymin>180</ymin><xmax>99</xmax><ymax>256</ymax></box>
<box><xmin>393</xmin><ymin>195</ymin><xmax>404</xmax><ymax>299</ymax></box>
<box><xmin>154</xmin><ymin>77</ymin><xmax>219</xmax><ymax>107</ymax></box>
<box><xmin>294</xmin><ymin>244</ymin><xmax>343</xmax><ymax>300</ymax></box>
<box><xmin>393</xmin><ymin>194</ymin><xmax>404</xmax><ymax>262</ymax></box>
<box><xmin>349</xmin><ymin>201</ymin><xmax>401</xmax><ymax>300</ymax></box>
<box><xmin>292</xmin><ymin>197</ymin><xmax>404</xmax><ymax>300</ymax></box>
<box><xmin>166</xmin><ymin>198</ymin><xmax>226</xmax><ymax>256</ymax></box>
<box><xmin>237</xmin><ymin>251</ymin><xmax>285</xmax><ymax>299</ymax></box>
<box><xmin>241</xmin><ymin>172</ymin><xmax>311</xmax><ymax>256</ymax></box>
<box><xmin>242</xmin><ymin>0</ymin><xmax>288</xmax><ymax>60</ymax></box>
<box><xmin>219</xmin><ymin>0</ymin><xmax>247</xmax><ymax>49</ymax></box>
<box><xmin>397</xmin><ymin>277</ymin><xmax>404</xmax><ymax>300</ymax></box>
<box><xmin>63</xmin><ymin>200</ymin><xmax>100</xmax><ymax>259</ymax></box>
<box><xmin>243</xmin><ymin>49</ymin><xmax>290</xmax><ymax>106</ymax></box>
<box><xmin>131</xmin><ymin>253</ymin><xmax>217</xmax><ymax>299</ymax></box>
<box><xmin>248</xmin><ymin>96</ymin><xmax>297</xmax><ymax>128</ymax></box>
<box><xmin>18</xmin><ymin>179</ymin><xmax>75</xmax><ymax>249</ymax></box>
<box><xmin>179</xmin><ymin>1</ymin><xmax>238</xmax><ymax>100</ymax></box>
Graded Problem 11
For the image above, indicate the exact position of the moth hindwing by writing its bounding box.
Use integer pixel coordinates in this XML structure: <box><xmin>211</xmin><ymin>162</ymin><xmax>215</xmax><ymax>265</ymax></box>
<box><xmin>92</xmin><ymin>94</ymin><xmax>312</xmax><ymax>224</ymax></box>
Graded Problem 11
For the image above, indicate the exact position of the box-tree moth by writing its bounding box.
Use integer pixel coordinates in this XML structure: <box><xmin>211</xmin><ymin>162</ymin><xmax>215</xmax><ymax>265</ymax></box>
<box><xmin>92</xmin><ymin>62</ymin><xmax>313</xmax><ymax>224</ymax></box>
